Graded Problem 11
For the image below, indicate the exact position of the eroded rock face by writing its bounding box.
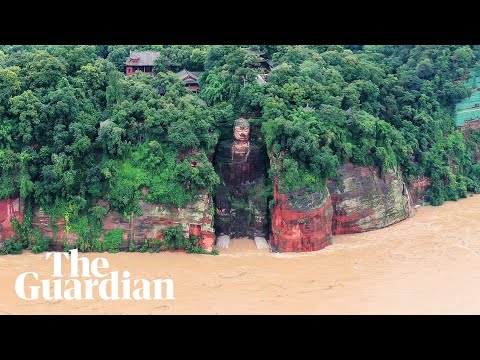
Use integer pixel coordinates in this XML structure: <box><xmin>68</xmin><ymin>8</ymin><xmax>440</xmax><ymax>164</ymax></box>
<box><xmin>32</xmin><ymin>208</ymin><xmax>77</xmax><ymax>251</ymax></box>
<box><xmin>327</xmin><ymin>163</ymin><xmax>411</xmax><ymax>235</ymax></box>
<box><xmin>271</xmin><ymin>182</ymin><xmax>333</xmax><ymax>252</ymax></box>
<box><xmin>409</xmin><ymin>177</ymin><xmax>431</xmax><ymax>206</ymax></box>
<box><xmin>0</xmin><ymin>198</ymin><xmax>23</xmax><ymax>242</ymax></box>
<box><xmin>32</xmin><ymin>193</ymin><xmax>216</xmax><ymax>252</ymax></box>
<box><xmin>101</xmin><ymin>193</ymin><xmax>215</xmax><ymax>251</ymax></box>
<box><xmin>270</xmin><ymin>162</ymin><xmax>412</xmax><ymax>251</ymax></box>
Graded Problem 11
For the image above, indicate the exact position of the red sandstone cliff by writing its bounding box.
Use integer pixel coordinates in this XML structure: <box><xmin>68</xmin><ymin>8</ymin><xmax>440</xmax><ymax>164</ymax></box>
<box><xmin>5</xmin><ymin>164</ymin><xmax>428</xmax><ymax>253</ymax></box>
<box><xmin>327</xmin><ymin>163</ymin><xmax>411</xmax><ymax>235</ymax></box>
<box><xmin>32</xmin><ymin>192</ymin><xmax>215</xmax><ymax>252</ymax></box>
<box><xmin>271</xmin><ymin>182</ymin><xmax>333</xmax><ymax>252</ymax></box>
<box><xmin>32</xmin><ymin>208</ymin><xmax>77</xmax><ymax>251</ymax></box>
<box><xmin>271</xmin><ymin>163</ymin><xmax>412</xmax><ymax>251</ymax></box>
<box><xmin>100</xmin><ymin>192</ymin><xmax>215</xmax><ymax>251</ymax></box>
<box><xmin>0</xmin><ymin>197</ymin><xmax>23</xmax><ymax>241</ymax></box>
<box><xmin>408</xmin><ymin>177</ymin><xmax>431</xmax><ymax>206</ymax></box>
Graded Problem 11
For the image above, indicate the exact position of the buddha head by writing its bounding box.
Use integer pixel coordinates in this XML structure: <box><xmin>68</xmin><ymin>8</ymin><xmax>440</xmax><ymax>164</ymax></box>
<box><xmin>234</xmin><ymin>118</ymin><xmax>250</xmax><ymax>142</ymax></box>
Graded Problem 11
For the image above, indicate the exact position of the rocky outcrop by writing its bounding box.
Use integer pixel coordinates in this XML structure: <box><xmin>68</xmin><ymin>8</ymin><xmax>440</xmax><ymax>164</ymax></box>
<box><xmin>101</xmin><ymin>192</ymin><xmax>215</xmax><ymax>251</ymax></box>
<box><xmin>0</xmin><ymin>197</ymin><xmax>23</xmax><ymax>241</ymax></box>
<box><xmin>270</xmin><ymin>162</ymin><xmax>412</xmax><ymax>251</ymax></box>
<box><xmin>327</xmin><ymin>163</ymin><xmax>411</xmax><ymax>235</ymax></box>
<box><xmin>32</xmin><ymin>192</ymin><xmax>216</xmax><ymax>252</ymax></box>
<box><xmin>271</xmin><ymin>182</ymin><xmax>333</xmax><ymax>252</ymax></box>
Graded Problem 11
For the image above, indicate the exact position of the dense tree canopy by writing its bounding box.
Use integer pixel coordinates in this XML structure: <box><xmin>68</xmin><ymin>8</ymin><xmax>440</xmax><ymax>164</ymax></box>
<box><xmin>0</xmin><ymin>44</ymin><xmax>479</xmax><ymax>224</ymax></box>
<box><xmin>199</xmin><ymin>45</ymin><xmax>480</xmax><ymax>201</ymax></box>
<box><xmin>0</xmin><ymin>45</ymin><xmax>219</xmax><ymax>220</ymax></box>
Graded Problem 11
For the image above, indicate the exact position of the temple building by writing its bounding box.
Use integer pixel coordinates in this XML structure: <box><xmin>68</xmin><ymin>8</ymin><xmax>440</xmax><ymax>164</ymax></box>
<box><xmin>175</xmin><ymin>69</ymin><xmax>202</xmax><ymax>93</ymax></box>
<box><xmin>125</xmin><ymin>51</ymin><xmax>161</xmax><ymax>76</ymax></box>
<box><xmin>243</xmin><ymin>48</ymin><xmax>273</xmax><ymax>72</ymax></box>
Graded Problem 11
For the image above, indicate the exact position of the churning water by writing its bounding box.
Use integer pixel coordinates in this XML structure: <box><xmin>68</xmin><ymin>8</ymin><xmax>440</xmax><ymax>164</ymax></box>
<box><xmin>1</xmin><ymin>195</ymin><xmax>480</xmax><ymax>314</ymax></box>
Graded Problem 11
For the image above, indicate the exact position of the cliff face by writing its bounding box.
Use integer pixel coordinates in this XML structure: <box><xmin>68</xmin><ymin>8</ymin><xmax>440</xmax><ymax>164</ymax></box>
<box><xmin>0</xmin><ymin>198</ymin><xmax>23</xmax><ymax>242</ymax></box>
<box><xmin>32</xmin><ymin>193</ymin><xmax>216</xmax><ymax>251</ymax></box>
<box><xmin>271</xmin><ymin>162</ymin><xmax>412</xmax><ymax>251</ymax></box>
<box><xmin>32</xmin><ymin>208</ymin><xmax>77</xmax><ymax>251</ymax></box>
<box><xmin>327</xmin><ymin>163</ymin><xmax>411</xmax><ymax>235</ymax></box>
<box><xmin>271</xmin><ymin>182</ymin><xmax>333</xmax><ymax>252</ymax></box>
<box><xmin>7</xmin><ymin>162</ymin><xmax>422</xmax><ymax>253</ymax></box>
<box><xmin>101</xmin><ymin>193</ymin><xmax>215</xmax><ymax>251</ymax></box>
<box><xmin>409</xmin><ymin>177</ymin><xmax>431</xmax><ymax>206</ymax></box>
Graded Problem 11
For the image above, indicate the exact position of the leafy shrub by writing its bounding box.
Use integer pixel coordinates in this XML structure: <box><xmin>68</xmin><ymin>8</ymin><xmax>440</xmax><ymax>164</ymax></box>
<box><xmin>139</xmin><ymin>238</ymin><xmax>166</xmax><ymax>253</ymax></box>
<box><xmin>128</xmin><ymin>241</ymin><xmax>136</xmax><ymax>252</ymax></box>
<box><xmin>164</xmin><ymin>225</ymin><xmax>189</xmax><ymax>250</ymax></box>
<box><xmin>0</xmin><ymin>239</ymin><xmax>23</xmax><ymax>255</ymax></box>
<box><xmin>103</xmin><ymin>229</ymin><xmax>124</xmax><ymax>253</ymax></box>
<box><xmin>186</xmin><ymin>235</ymin><xmax>219</xmax><ymax>255</ymax></box>
<box><xmin>30</xmin><ymin>229</ymin><xmax>51</xmax><ymax>253</ymax></box>
<box><xmin>11</xmin><ymin>211</ymin><xmax>33</xmax><ymax>248</ymax></box>
<box><xmin>92</xmin><ymin>239</ymin><xmax>104</xmax><ymax>252</ymax></box>
<box><xmin>62</xmin><ymin>239</ymin><xmax>75</xmax><ymax>253</ymax></box>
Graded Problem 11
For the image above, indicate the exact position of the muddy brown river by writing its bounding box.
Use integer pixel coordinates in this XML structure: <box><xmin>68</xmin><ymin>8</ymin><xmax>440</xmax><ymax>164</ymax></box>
<box><xmin>1</xmin><ymin>194</ymin><xmax>480</xmax><ymax>314</ymax></box>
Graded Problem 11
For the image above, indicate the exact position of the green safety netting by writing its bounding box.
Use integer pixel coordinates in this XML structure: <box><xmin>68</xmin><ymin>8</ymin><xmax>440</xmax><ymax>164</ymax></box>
<box><xmin>455</xmin><ymin>67</ymin><xmax>480</xmax><ymax>127</ymax></box>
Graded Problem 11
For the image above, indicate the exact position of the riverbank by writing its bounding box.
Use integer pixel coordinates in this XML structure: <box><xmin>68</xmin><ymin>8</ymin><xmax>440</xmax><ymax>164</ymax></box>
<box><xmin>1</xmin><ymin>194</ymin><xmax>480</xmax><ymax>314</ymax></box>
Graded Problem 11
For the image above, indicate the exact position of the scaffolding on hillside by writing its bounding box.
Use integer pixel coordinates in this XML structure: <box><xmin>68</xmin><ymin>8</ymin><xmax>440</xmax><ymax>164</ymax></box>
<box><xmin>455</xmin><ymin>67</ymin><xmax>480</xmax><ymax>127</ymax></box>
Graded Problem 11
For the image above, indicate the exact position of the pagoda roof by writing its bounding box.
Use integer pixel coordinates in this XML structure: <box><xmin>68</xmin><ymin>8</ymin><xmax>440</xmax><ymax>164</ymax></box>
<box><xmin>175</xmin><ymin>69</ymin><xmax>203</xmax><ymax>84</ymax></box>
<box><xmin>125</xmin><ymin>51</ymin><xmax>161</xmax><ymax>66</ymax></box>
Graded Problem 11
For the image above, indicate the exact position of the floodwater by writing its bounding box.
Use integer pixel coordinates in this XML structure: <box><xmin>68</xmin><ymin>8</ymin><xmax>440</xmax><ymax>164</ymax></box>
<box><xmin>1</xmin><ymin>194</ymin><xmax>480</xmax><ymax>314</ymax></box>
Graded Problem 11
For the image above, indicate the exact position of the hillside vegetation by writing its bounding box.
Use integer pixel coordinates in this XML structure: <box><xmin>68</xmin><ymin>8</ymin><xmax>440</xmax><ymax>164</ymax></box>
<box><xmin>0</xmin><ymin>45</ymin><xmax>479</xmax><ymax>229</ymax></box>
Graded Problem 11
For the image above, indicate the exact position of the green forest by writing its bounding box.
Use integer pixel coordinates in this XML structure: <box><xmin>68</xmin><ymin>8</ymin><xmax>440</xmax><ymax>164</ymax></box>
<box><xmin>1</xmin><ymin>45</ymin><xmax>480</xmax><ymax>253</ymax></box>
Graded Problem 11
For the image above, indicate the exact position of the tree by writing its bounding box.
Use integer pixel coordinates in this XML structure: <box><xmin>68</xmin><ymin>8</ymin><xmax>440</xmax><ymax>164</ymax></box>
<box><xmin>9</xmin><ymin>90</ymin><xmax>43</xmax><ymax>146</ymax></box>
<box><xmin>0</xmin><ymin>66</ymin><xmax>21</xmax><ymax>115</ymax></box>
<box><xmin>106</xmin><ymin>45</ymin><xmax>131</xmax><ymax>71</ymax></box>
<box><xmin>0</xmin><ymin>149</ymin><xmax>18</xmax><ymax>198</ymax></box>
<box><xmin>452</xmin><ymin>46</ymin><xmax>476</xmax><ymax>68</ymax></box>
<box><xmin>416</xmin><ymin>59</ymin><xmax>434</xmax><ymax>79</ymax></box>
<box><xmin>25</xmin><ymin>50</ymin><xmax>67</xmax><ymax>89</ymax></box>
<box><xmin>97</xmin><ymin>120</ymin><xmax>126</xmax><ymax>157</ymax></box>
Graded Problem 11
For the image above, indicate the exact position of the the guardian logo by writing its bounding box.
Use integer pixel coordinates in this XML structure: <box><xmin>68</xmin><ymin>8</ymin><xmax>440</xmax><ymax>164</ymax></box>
<box><xmin>15</xmin><ymin>249</ymin><xmax>174</xmax><ymax>301</ymax></box>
